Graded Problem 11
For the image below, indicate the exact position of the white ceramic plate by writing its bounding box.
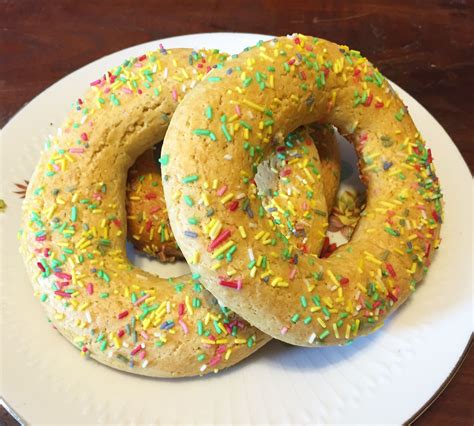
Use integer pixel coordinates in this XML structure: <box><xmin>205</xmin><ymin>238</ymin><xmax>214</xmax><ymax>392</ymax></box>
<box><xmin>1</xmin><ymin>33</ymin><xmax>472</xmax><ymax>425</ymax></box>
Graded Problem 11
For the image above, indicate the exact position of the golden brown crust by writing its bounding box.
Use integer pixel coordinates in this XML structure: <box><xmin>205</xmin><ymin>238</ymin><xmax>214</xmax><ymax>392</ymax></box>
<box><xmin>162</xmin><ymin>35</ymin><xmax>443</xmax><ymax>347</ymax></box>
<box><xmin>126</xmin><ymin>147</ymin><xmax>184</xmax><ymax>262</ymax></box>
<box><xmin>126</xmin><ymin>126</ymin><xmax>340</xmax><ymax>262</ymax></box>
<box><xmin>19</xmin><ymin>48</ymin><xmax>274</xmax><ymax>377</ymax></box>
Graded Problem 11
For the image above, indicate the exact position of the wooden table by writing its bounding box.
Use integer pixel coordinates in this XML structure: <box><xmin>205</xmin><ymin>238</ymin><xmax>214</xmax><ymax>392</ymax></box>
<box><xmin>1</xmin><ymin>1</ymin><xmax>472</xmax><ymax>424</ymax></box>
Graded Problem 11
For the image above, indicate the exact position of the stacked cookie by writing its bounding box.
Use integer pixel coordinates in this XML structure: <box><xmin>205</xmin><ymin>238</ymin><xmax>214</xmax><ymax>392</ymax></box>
<box><xmin>20</xmin><ymin>35</ymin><xmax>442</xmax><ymax>377</ymax></box>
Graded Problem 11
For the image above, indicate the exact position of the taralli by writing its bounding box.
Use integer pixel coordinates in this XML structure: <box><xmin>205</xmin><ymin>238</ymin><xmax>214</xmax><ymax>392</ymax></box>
<box><xmin>19</xmin><ymin>48</ymin><xmax>278</xmax><ymax>377</ymax></box>
<box><xmin>162</xmin><ymin>35</ymin><xmax>443</xmax><ymax>347</ymax></box>
<box><xmin>126</xmin><ymin>124</ymin><xmax>340</xmax><ymax>261</ymax></box>
<box><xmin>126</xmin><ymin>146</ymin><xmax>184</xmax><ymax>262</ymax></box>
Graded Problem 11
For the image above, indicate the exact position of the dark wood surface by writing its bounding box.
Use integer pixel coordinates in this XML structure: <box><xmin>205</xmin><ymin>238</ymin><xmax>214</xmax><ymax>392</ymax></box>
<box><xmin>0</xmin><ymin>0</ymin><xmax>472</xmax><ymax>424</ymax></box>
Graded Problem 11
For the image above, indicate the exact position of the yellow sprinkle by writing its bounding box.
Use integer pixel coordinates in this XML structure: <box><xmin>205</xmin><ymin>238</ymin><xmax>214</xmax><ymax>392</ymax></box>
<box><xmin>242</xmin><ymin>99</ymin><xmax>265</xmax><ymax>112</ymax></box>
<box><xmin>326</xmin><ymin>270</ymin><xmax>340</xmax><ymax>288</ymax></box>
<box><xmin>211</xmin><ymin>241</ymin><xmax>235</xmax><ymax>259</ymax></box>
<box><xmin>191</xmin><ymin>251</ymin><xmax>200</xmax><ymax>264</ymax></box>
<box><xmin>238</xmin><ymin>225</ymin><xmax>247</xmax><ymax>239</ymax></box>
<box><xmin>345</xmin><ymin>325</ymin><xmax>351</xmax><ymax>339</ymax></box>
<box><xmin>220</xmin><ymin>193</ymin><xmax>234</xmax><ymax>204</ymax></box>
<box><xmin>353</xmin><ymin>319</ymin><xmax>360</xmax><ymax>337</ymax></box>
<box><xmin>317</xmin><ymin>317</ymin><xmax>327</xmax><ymax>328</ymax></box>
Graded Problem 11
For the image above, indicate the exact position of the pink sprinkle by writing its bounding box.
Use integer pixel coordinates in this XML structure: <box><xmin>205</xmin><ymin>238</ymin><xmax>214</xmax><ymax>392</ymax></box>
<box><xmin>55</xmin><ymin>272</ymin><xmax>72</xmax><ymax>280</ymax></box>
<box><xmin>80</xmin><ymin>132</ymin><xmax>88</xmax><ymax>141</ymax></box>
<box><xmin>209</xmin><ymin>354</ymin><xmax>222</xmax><ymax>367</ymax></box>
<box><xmin>280</xmin><ymin>327</ymin><xmax>288</xmax><ymax>335</ymax></box>
<box><xmin>140</xmin><ymin>331</ymin><xmax>149</xmax><ymax>340</ymax></box>
<box><xmin>139</xmin><ymin>350</ymin><xmax>146</xmax><ymax>360</ymax></box>
<box><xmin>208</xmin><ymin>229</ymin><xmax>231</xmax><ymax>251</ymax></box>
<box><xmin>289</xmin><ymin>268</ymin><xmax>297</xmax><ymax>280</ymax></box>
<box><xmin>37</xmin><ymin>262</ymin><xmax>45</xmax><ymax>272</ymax></box>
<box><xmin>235</xmin><ymin>105</ymin><xmax>242</xmax><ymax>116</ymax></box>
<box><xmin>178</xmin><ymin>303</ymin><xmax>185</xmax><ymax>316</ymax></box>
<box><xmin>52</xmin><ymin>164</ymin><xmax>60</xmax><ymax>171</ymax></box>
<box><xmin>219</xmin><ymin>279</ymin><xmax>242</xmax><ymax>290</ymax></box>
<box><xmin>122</xmin><ymin>87</ymin><xmax>133</xmax><ymax>95</ymax></box>
<box><xmin>131</xmin><ymin>345</ymin><xmax>142</xmax><ymax>356</ymax></box>
<box><xmin>54</xmin><ymin>290</ymin><xmax>71</xmax><ymax>298</ymax></box>
<box><xmin>117</xmin><ymin>329</ymin><xmax>125</xmax><ymax>338</ymax></box>
<box><xmin>134</xmin><ymin>62</ymin><xmax>143</xmax><ymax>68</ymax></box>
<box><xmin>69</xmin><ymin>147</ymin><xmax>85</xmax><ymax>154</ymax></box>
<box><xmin>149</xmin><ymin>206</ymin><xmax>161</xmax><ymax>214</ymax></box>
<box><xmin>172</xmin><ymin>89</ymin><xmax>178</xmax><ymax>102</ymax></box>
<box><xmin>90</xmin><ymin>79</ymin><xmax>101</xmax><ymax>86</ymax></box>
<box><xmin>179</xmin><ymin>319</ymin><xmax>189</xmax><ymax>334</ymax></box>
<box><xmin>133</xmin><ymin>294</ymin><xmax>150</xmax><ymax>306</ymax></box>
<box><xmin>43</xmin><ymin>248</ymin><xmax>50</xmax><ymax>257</ymax></box>
<box><xmin>217</xmin><ymin>185</ymin><xmax>228</xmax><ymax>197</ymax></box>
<box><xmin>56</xmin><ymin>281</ymin><xmax>69</xmax><ymax>290</ymax></box>
<box><xmin>35</xmin><ymin>235</ymin><xmax>46</xmax><ymax>242</ymax></box>
<box><xmin>117</xmin><ymin>310</ymin><xmax>129</xmax><ymax>320</ymax></box>
<box><xmin>86</xmin><ymin>283</ymin><xmax>94</xmax><ymax>295</ymax></box>
<box><xmin>216</xmin><ymin>344</ymin><xmax>227</xmax><ymax>355</ymax></box>
<box><xmin>103</xmin><ymin>87</ymin><xmax>111</xmax><ymax>94</ymax></box>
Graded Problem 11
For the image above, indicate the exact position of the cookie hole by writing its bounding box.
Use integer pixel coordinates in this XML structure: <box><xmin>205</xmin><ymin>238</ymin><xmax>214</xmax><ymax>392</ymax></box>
<box><xmin>126</xmin><ymin>142</ymin><xmax>190</xmax><ymax>278</ymax></box>
<box><xmin>326</xmin><ymin>129</ymin><xmax>367</xmax><ymax>249</ymax></box>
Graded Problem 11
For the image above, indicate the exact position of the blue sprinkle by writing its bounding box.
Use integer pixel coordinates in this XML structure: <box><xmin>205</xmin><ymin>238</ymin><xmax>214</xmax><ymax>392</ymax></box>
<box><xmin>226</xmin><ymin>68</ymin><xmax>233</xmax><ymax>75</ymax></box>
<box><xmin>184</xmin><ymin>230</ymin><xmax>198</xmax><ymax>238</ymax></box>
<box><xmin>383</xmin><ymin>161</ymin><xmax>393</xmax><ymax>170</ymax></box>
<box><xmin>160</xmin><ymin>321</ymin><xmax>175</xmax><ymax>330</ymax></box>
<box><xmin>267</xmin><ymin>207</ymin><xmax>277</xmax><ymax>212</ymax></box>
<box><xmin>245</xmin><ymin>206</ymin><xmax>254</xmax><ymax>218</ymax></box>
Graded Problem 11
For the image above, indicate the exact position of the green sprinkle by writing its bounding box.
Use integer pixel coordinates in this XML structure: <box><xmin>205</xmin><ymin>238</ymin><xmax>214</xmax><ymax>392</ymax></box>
<box><xmin>303</xmin><ymin>316</ymin><xmax>312</xmax><ymax>324</ymax></box>
<box><xmin>182</xmin><ymin>175</ymin><xmax>199</xmax><ymax>184</ymax></box>
<box><xmin>239</xmin><ymin>120</ymin><xmax>252</xmax><ymax>130</ymax></box>
<box><xmin>197</xmin><ymin>354</ymin><xmax>206</xmax><ymax>361</ymax></box>
<box><xmin>395</xmin><ymin>108</ymin><xmax>405</xmax><ymax>121</ymax></box>
<box><xmin>159</xmin><ymin>155</ymin><xmax>169</xmax><ymax>165</ymax></box>
<box><xmin>183</xmin><ymin>195</ymin><xmax>194</xmax><ymax>206</ymax></box>
<box><xmin>221</xmin><ymin>124</ymin><xmax>232</xmax><ymax>142</ymax></box>
<box><xmin>205</xmin><ymin>106</ymin><xmax>213</xmax><ymax>119</ymax></box>
<box><xmin>300</xmin><ymin>296</ymin><xmax>308</xmax><ymax>308</ymax></box>
<box><xmin>40</xmin><ymin>293</ymin><xmax>48</xmax><ymax>302</ymax></box>
<box><xmin>207</xmin><ymin>77</ymin><xmax>222</xmax><ymax>82</ymax></box>
<box><xmin>319</xmin><ymin>330</ymin><xmax>330</xmax><ymax>340</ymax></box>
<box><xmin>188</xmin><ymin>217</ymin><xmax>199</xmax><ymax>225</ymax></box>
<box><xmin>197</xmin><ymin>320</ymin><xmax>204</xmax><ymax>335</ymax></box>
<box><xmin>193</xmin><ymin>129</ymin><xmax>211</xmax><ymax>136</ymax></box>
<box><xmin>384</xmin><ymin>227</ymin><xmax>400</xmax><ymax>237</ymax></box>
<box><xmin>291</xmin><ymin>313</ymin><xmax>300</xmax><ymax>323</ymax></box>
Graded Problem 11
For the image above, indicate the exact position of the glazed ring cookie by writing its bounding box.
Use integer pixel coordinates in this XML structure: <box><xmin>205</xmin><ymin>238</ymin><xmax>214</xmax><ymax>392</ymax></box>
<box><xmin>20</xmin><ymin>48</ymin><xmax>278</xmax><ymax>377</ymax></box>
<box><xmin>126</xmin><ymin>125</ymin><xmax>340</xmax><ymax>261</ymax></box>
<box><xmin>162</xmin><ymin>35</ymin><xmax>443</xmax><ymax>347</ymax></box>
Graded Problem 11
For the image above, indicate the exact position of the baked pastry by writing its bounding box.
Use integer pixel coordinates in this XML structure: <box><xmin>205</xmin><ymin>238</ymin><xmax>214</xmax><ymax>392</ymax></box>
<box><xmin>162</xmin><ymin>34</ymin><xmax>443</xmax><ymax>347</ymax></box>
<box><xmin>19</xmin><ymin>48</ymin><xmax>276</xmax><ymax>377</ymax></box>
<box><xmin>126</xmin><ymin>124</ymin><xmax>340</xmax><ymax>261</ymax></box>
